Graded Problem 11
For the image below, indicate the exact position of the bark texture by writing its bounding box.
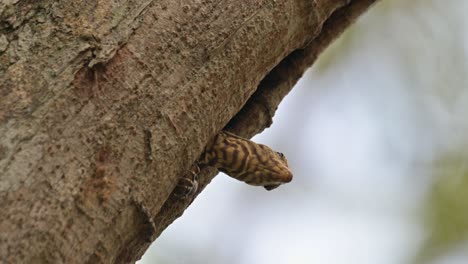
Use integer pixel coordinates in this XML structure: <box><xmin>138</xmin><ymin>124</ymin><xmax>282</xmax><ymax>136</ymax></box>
<box><xmin>0</xmin><ymin>0</ymin><xmax>377</xmax><ymax>263</ymax></box>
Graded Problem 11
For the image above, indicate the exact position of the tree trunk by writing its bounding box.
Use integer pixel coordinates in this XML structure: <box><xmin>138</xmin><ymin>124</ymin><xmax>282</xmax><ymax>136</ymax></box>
<box><xmin>0</xmin><ymin>0</ymin><xmax>378</xmax><ymax>263</ymax></box>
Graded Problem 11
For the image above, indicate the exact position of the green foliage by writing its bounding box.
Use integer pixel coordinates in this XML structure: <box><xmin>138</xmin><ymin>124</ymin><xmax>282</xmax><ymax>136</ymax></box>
<box><xmin>313</xmin><ymin>24</ymin><xmax>357</xmax><ymax>73</ymax></box>
<box><xmin>418</xmin><ymin>153</ymin><xmax>468</xmax><ymax>262</ymax></box>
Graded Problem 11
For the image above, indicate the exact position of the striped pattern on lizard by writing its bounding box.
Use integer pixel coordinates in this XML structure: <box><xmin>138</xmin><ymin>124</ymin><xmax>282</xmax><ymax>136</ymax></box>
<box><xmin>200</xmin><ymin>131</ymin><xmax>293</xmax><ymax>190</ymax></box>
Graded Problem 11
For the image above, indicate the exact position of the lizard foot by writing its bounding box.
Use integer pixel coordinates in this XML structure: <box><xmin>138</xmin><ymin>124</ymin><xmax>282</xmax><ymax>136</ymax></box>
<box><xmin>174</xmin><ymin>165</ymin><xmax>200</xmax><ymax>199</ymax></box>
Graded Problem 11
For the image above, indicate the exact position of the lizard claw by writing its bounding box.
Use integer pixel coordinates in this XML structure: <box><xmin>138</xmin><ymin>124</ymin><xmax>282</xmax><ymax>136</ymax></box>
<box><xmin>174</xmin><ymin>165</ymin><xmax>200</xmax><ymax>199</ymax></box>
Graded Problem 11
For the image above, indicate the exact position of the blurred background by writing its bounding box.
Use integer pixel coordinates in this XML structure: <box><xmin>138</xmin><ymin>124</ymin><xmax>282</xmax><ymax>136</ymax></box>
<box><xmin>139</xmin><ymin>0</ymin><xmax>468</xmax><ymax>263</ymax></box>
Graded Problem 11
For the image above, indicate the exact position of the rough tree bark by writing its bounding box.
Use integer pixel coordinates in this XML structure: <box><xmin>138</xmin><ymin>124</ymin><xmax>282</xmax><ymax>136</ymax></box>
<box><xmin>0</xmin><ymin>0</ymin><xmax>378</xmax><ymax>263</ymax></box>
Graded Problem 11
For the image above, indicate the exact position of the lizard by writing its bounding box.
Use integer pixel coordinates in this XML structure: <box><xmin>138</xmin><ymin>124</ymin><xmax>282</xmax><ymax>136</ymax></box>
<box><xmin>175</xmin><ymin>130</ymin><xmax>293</xmax><ymax>198</ymax></box>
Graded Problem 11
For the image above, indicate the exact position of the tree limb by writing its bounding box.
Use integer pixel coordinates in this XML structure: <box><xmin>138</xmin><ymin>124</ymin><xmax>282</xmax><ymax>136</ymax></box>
<box><xmin>0</xmin><ymin>0</ymin><xmax>378</xmax><ymax>262</ymax></box>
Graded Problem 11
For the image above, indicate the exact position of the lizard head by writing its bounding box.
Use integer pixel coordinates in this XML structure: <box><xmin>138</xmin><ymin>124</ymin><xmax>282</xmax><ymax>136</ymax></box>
<box><xmin>260</xmin><ymin>150</ymin><xmax>293</xmax><ymax>190</ymax></box>
<box><xmin>203</xmin><ymin>131</ymin><xmax>293</xmax><ymax>190</ymax></box>
<box><xmin>240</xmin><ymin>145</ymin><xmax>293</xmax><ymax>190</ymax></box>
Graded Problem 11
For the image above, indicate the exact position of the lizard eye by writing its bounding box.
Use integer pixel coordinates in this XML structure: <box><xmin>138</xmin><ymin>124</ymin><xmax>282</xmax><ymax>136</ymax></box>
<box><xmin>276</xmin><ymin>152</ymin><xmax>285</xmax><ymax>158</ymax></box>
